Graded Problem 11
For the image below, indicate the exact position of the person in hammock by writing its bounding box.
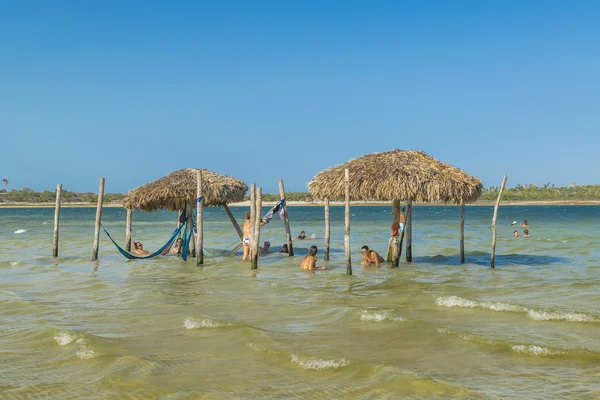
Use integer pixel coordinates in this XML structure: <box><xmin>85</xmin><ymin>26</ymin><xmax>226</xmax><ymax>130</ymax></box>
<box><xmin>133</xmin><ymin>241</ymin><xmax>150</xmax><ymax>255</ymax></box>
<box><xmin>171</xmin><ymin>238</ymin><xmax>183</xmax><ymax>254</ymax></box>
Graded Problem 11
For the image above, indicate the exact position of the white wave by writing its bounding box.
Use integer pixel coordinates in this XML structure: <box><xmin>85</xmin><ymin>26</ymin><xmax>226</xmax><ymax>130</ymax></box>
<box><xmin>14</xmin><ymin>229</ymin><xmax>27</xmax><ymax>234</ymax></box>
<box><xmin>10</xmin><ymin>261</ymin><xmax>19</xmax><ymax>266</ymax></box>
<box><xmin>76</xmin><ymin>347</ymin><xmax>97</xmax><ymax>360</ymax></box>
<box><xmin>248</xmin><ymin>343</ymin><xmax>267</xmax><ymax>352</ymax></box>
<box><xmin>511</xmin><ymin>345</ymin><xmax>560</xmax><ymax>356</ymax></box>
<box><xmin>291</xmin><ymin>354</ymin><xmax>350</xmax><ymax>371</ymax></box>
<box><xmin>183</xmin><ymin>316</ymin><xmax>231</xmax><ymax>329</ymax></box>
<box><xmin>436</xmin><ymin>296</ymin><xmax>597</xmax><ymax>324</ymax></box>
<box><xmin>526</xmin><ymin>309</ymin><xmax>595</xmax><ymax>322</ymax></box>
<box><xmin>54</xmin><ymin>330</ymin><xmax>77</xmax><ymax>346</ymax></box>
<box><xmin>360</xmin><ymin>310</ymin><xmax>404</xmax><ymax>322</ymax></box>
<box><xmin>43</xmin><ymin>222</ymin><xmax>48</xmax><ymax>224</ymax></box>
<box><xmin>435</xmin><ymin>296</ymin><xmax>522</xmax><ymax>312</ymax></box>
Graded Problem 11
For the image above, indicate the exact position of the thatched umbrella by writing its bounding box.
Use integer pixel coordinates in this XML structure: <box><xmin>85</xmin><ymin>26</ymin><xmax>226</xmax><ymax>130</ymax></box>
<box><xmin>121</xmin><ymin>168</ymin><xmax>248</xmax><ymax>256</ymax></box>
<box><xmin>308</xmin><ymin>149</ymin><xmax>482</xmax><ymax>268</ymax></box>
<box><xmin>122</xmin><ymin>168</ymin><xmax>247</xmax><ymax>212</ymax></box>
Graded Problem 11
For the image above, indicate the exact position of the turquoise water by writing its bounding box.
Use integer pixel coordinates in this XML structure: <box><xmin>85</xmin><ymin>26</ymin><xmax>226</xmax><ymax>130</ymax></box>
<box><xmin>1</xmin><ymin>205</ymin><xmax>599</xmax><ymax>399</ymax></box>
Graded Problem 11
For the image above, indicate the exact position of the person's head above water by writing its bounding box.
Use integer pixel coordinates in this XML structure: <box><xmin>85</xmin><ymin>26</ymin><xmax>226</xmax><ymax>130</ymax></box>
<box><xmin>361</xmin><ymin>246</ymin><xmax>370</xmax><ymax>254</ymax></box>
<box><xmin>513</xmin><ymin>231</ymin><xmax>519</xmax><ymax>237</ymax></box>
<box><xmin>308</xmin><ymin>245</ymin><xmax>318</xmax><ymax>256</ymax></box>
<box><xmin>245</xmin><ymin>211</ymin><xmax>251</xmax><ymax>220</ymax></box>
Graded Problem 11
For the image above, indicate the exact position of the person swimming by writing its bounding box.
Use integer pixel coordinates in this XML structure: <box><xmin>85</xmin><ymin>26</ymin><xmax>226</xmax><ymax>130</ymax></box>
<box><xmin>300</xmin><ymin>245</ymin><xmax>324</xmax><ymax>270</ymax></box>
<box><xmin>133</xmin><ymin>241</ymin><xmax>150</xmax><ymax>255</ymax></box>
<box><xmin>513</xmin><ymin>230</ymin><xmax>519</xmax><ymax>238</ymax></box>
<box><xmin>281</xmin><ymin>243</ymin><xmax>289</xmax><ymax>253</ymax></box>
<box><xmin>361</xmin><ymin>245</ymin><xmax>385</xmax><ymax>267</ymax></box>
<box><xmin>297</xmin><ymin>231</ymin><xmax>307</xmax><ymax>240</ymax></box>
<box><xmin>171</xmin><ymin>237</ymin><xmax>183</xmax><ymax>254</ymax></box>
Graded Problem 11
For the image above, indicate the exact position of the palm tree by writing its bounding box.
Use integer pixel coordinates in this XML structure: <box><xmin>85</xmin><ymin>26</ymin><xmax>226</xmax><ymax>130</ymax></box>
<box><xmin>1</xmin><ymin>178</ymin><xmax>7</xmax><ymax>191</ymax></box>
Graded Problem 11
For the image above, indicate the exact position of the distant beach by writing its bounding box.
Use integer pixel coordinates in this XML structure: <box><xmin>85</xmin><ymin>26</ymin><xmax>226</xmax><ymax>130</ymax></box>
<box><xmin>1</xmin><ymin>199</ymin><xmax>600</xmax><ymax>208</ymax></box>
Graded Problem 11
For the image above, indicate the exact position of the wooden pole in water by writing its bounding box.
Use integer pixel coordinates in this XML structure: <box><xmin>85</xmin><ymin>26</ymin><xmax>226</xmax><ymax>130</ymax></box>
<box><xmin>196</xmin><ymin>170</ymin><xmax>204</xmax><ymax>265</ymax></box>
<box><xmin>92</xmin><ymin>177</ymin><xmax>105</xmax><ymax>261</ymax></box>
<box><xmin>324</xmin><ymin>198</ymin><xmax>330</xmax><ymax>261</ymax></box>
<box><xmin>460</xmin><ymin>199</ymin><xmax>465</xmax><ymax>263</ymax></box>
<box><xmin>251</xmin><ymin>188</ymin><xmax>262</xmax><ymax>269</ymax></box>
<box><xmin>52</xmin><ymin>183</ymin><xmax>62</xmax><ymax>257</ymax></box>
<box><xmin>405</xmin><ymin>201</ymin><xmax>413</xmax><ymax>262</ymax></box>
<box><xmin>224</xmin><ymin>204</ymin><xmax>243</xmax><ymax>239</ymax></box>
<box><xmin>344</xmin><ymin>168</ymin><xmax>352</xmax><ymax>275</ymax></box>
<box><xmin>249</xmin><ymin>184</ymin><xmax>256</xmax><ymax>260</ymax></box>
<box><xmin>391</xmin><ymin>199</ymin><xmax>401</xmax><ymax>267</ymax></box>
<box><xmin>491</xmin><ymin>175</ymin><xmax>508</xmax><ymax>269</ymax></box>
<box><xmin>125</xmin><ymin>209</ymin><xmax>132</xmax><ymax>252</ymax></box>
<box><xmin>279</xmin><ymin>179</ymin><xmax>294</xmax><ymax>257</ymax></box>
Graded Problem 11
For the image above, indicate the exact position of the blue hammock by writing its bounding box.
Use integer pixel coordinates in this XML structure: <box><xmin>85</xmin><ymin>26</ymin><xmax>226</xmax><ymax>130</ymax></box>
<box><xmin>104</xmin><ymin>223</ymin><xmax>184</xmax><ymax>260</ymax></box>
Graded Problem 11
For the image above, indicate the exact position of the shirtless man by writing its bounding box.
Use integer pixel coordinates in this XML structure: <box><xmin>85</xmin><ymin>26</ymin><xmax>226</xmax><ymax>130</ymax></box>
<box><xmin>242</xmin><ymin>211</ymin><xmax>266</xmax><ymax>261</ymax></box>
<box><xmin>133</xmin><ymin>241</ymin><xmax>150</xmax><ymax>255</ymax></box>
<box><xmin>361</xmin><ymin>246</ymin><xmax>385</xmax><ymax>267</ymax></box>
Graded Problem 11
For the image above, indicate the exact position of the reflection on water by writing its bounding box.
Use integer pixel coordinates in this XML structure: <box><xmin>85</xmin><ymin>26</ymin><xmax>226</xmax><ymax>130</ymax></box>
<box><xmin>1</xmin><ymin>205</ymin><xmax>599</xmax><ymax>399</ymax></box>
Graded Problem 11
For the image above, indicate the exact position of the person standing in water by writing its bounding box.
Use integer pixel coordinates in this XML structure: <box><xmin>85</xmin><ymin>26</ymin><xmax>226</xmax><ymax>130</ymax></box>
<box><xmin>300</xmin><ymin>245</ymin><xmax>324</xmax><ymax>270</ymax></box>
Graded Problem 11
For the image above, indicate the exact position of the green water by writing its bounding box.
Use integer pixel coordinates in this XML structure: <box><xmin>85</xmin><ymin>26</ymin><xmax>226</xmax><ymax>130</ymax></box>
<box><xmin>1</xmin><ymin>206</ymin><xmax>599</xmax><ymax>399</ymax></box>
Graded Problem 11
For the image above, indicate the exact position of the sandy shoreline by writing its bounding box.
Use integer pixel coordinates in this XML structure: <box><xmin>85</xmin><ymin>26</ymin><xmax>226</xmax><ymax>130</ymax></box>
<box><xmin>1</xmin><ymin>200</ymin><xmax>600</xmax><ymax>209</ymax></box>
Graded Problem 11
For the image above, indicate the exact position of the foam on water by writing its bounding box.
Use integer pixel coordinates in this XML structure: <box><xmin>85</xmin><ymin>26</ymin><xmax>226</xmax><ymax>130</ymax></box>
<box><xmin>360</xmin><ymin>309</ymin><xmax>405</xmax><ymax>322</ymax></box>
<box><xmin>291</xmin><ymin>354</ymin><xmax>351</xmax><ymax>371</ymax></box>
<box><xmin>54</xmin><ymin>331</ymin><xmax>97</xmax><ymax>359</ymax></box>
<box><xmin>436</xmin><ymin>296</ymin><xmax>597</xmax><ymax>323</ymax></box>
<box><xmin>435</xmin><ymin>296</ymin><xmax>522</xmax><ymax>312</ymax></box>
<box><xmin>511</xmin><ymin>345</ymin><xmax>560</xmax><ymax>356</ymax></box>
<box><xmin>183</xmin><ymin>316</ymin><xmax>231</xmax><ymax>329</ymax></box>
<box><xmin>14</xmin><ymin>229</ymin><xmax>27</xmax><ymax>234</ymax></box>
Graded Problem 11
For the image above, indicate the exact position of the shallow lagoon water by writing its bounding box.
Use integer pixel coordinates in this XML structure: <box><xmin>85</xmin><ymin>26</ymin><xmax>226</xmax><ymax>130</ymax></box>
<box><xmin>1</xmin><ymin>205</ymin><xmax>599</xmax><ymax>399</ymax></box>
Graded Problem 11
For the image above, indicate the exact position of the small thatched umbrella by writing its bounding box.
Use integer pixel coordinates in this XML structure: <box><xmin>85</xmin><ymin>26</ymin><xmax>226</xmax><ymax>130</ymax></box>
<box><xmin>308</xmin><ymin>150</ymin><xmax>482</xmax><ymax>270</ymax></box>
<box><xmin>121</xmin><ymin>168</ymin><xmax>248</xmax><ymax>256</ymax></box>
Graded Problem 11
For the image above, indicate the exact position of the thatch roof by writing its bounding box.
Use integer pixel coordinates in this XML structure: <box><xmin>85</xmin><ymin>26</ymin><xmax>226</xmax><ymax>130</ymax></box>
<box><xmin>308</xmin><ymin>150</ymin><xmax>482</xmax><ymax>204</ymax></box>
<box><xmin>122</xmin><ymin>168</ymin><xmax>247</xmax><ymax>212</ymax></box>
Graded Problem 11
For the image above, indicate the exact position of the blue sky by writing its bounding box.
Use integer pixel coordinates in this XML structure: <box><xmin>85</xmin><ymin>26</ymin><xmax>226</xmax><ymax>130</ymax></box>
<box><xmin>1</xmin><ymin>0</ymin><xmax>599</xmax><ymax>194</ymax></box>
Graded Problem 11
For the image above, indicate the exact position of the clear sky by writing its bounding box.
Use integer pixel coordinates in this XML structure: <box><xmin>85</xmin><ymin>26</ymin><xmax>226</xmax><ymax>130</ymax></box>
<box><xmin>1</xmin><ymin>0</ymin><xmax>599</xmax><ymax>194</ymax></box>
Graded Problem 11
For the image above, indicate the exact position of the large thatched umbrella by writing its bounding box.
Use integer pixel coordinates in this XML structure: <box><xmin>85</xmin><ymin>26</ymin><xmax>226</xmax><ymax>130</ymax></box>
<box><xmin>121</xmin><ymin>168</ymin><xmax>248</xmax><ymax>256</ymax></box>
<box><xmin>308</xmin><ymin>149</ymin><xmax>482</xmax><ymax>270</ymax></box>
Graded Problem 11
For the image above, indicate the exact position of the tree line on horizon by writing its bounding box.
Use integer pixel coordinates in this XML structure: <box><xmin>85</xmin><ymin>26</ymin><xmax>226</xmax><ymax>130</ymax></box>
<box><xmin>1</xmin><ymin>183</ymin><xmax>600</xmax><ymax>203</ymax></box>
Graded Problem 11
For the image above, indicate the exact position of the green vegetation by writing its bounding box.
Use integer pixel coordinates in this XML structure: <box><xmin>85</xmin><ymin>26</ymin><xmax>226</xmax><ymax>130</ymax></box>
<box><xmin>480</xmin><ymin>183</ymin><xmax>600</xmax><ymax>201</ymax></box>
<box><xmin>0</xmin><ymin>188</ymin><xmax>125</xmax><ymax>203</ymax></box>
<box><xmin>1</xmin><ymin>184</ymin><xmax>599</xmax><ymax>204</ymax></box>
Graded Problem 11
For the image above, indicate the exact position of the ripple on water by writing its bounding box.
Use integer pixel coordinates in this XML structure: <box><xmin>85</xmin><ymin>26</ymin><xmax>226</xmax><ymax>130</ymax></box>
<box><xmin>53</xmin><ymin>330</ymin><xmax>97</xmax><ymax>360</ymax></box>
<box><xmin>183</xmin><ymin>317</ymin><xmax>232</xmax><ymax>329</ymax></box>
<box><xmin>360</xmin><ymin>309</ymin><xmax>405</xmax><ymax>322</ymax></box>
<box><xmin>290</xmin><ymin>354</ymin><xmax>351</xmax><ymax>371</ymax></box>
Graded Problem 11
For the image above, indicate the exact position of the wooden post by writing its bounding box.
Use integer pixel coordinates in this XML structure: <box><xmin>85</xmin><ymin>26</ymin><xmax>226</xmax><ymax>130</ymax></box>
<box><xmin>405</xmin><ymin>201</ymin><xmax>413</xmax><ymax>262</ymax></box>
<box><xmin>196</xmin><ymin>170</ymin><xmax>204</xmax><ymax>265</ymax></box>
<box><xmin>187</xmin><ymin>201</ymin><xmax>195</xmax><ymax>257</ymax></box>
<box><xmin>491</xmin><ymin>175</ymin><xmax>508</xmax><ymax>269</ymax></box>
<box><xmin>251</xmin><ymin>188</ymin><xmax>262</xmax><ymax>269</ymax></box>
<box><xmin>52</xmin><ymin>184</ymin><xmax>62</xmax><ymax>257</ymax></box>
<box><xmin>92</xmin><ymin>178</ymin><xmax>105</xmax><ymax>261</ymax></box>
<box><xmin>460</xmin><ymin>199</ymin><xmax>465</xmax><ymax>263</ymax></box>
<box><xmin>249</xmin><ymin>184</ymin><xmax>256</xmax><ymax>260</ymax></box>
<box><xmin>391</xmin><ymin>200</ymin><xmax>401</xmax><ymax>267</ymax></box>
<box><xmin>324</xmin><ymin>198</ymin><xmax>330</xmax><ymax>261</ymax></box>
<box><xmin>279</xmin><ymin>179</ymin><xmax>294</xmax><ymax>257</ymax></box>
<box><xmin>344</xmin><ymin>168</ymin><xmax>352</xmax><ymax>275</ymax></box>
<box><xmin>125</xmin><ymin>209</ymin><xmax>132</xmax><ymax>252</ymax></box>
<box><xmin>224</xmin><ymin>204</ymin><xmax>243</xmax><ymax>238</ymax></box>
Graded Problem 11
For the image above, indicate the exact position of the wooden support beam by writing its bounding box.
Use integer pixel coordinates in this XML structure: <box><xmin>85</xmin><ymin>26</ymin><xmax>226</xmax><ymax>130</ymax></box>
<box><xmin>324</xmin><ymin>198</ymin><xmax>330</xmax><ymax>261</ymax></box>
<box><xmin>196</xmin><ymin>170</ymin><xmax>204</xmax><ymax>265</ymax></box>
<box><xmin>92</xmin><ymin>178</ymin><xmax>105</xmax><ymax>261</ymax></box>
<box><xmin>224</xmin><ymin>204</ymin><xmax>243</xmax><ymax>239</ymax></box>
<box><xmin>460</xmin><ymin>199</ymin><xmax>465</xmax><ymax>263</ymax></box>
<box><xmin>125</xmin><ymin>209</ymin><xmax>132</xmax><ymax>252</ymax></box>
<box><xmin>251</xmin><ymin>188</ymin><xmax>262</xmax><ymax>269</ymax></box>
<box><xmin>52</xmin><ymin>184</ymin><xmax>62</xmax><ymax>257</ymax></box>
<box><xmin>249</xmin><ymin>184</ymin><xmax>256</xmax><ymax>260</ymax></box>
<box><xmin>344</xmin><ymin>168</ymin><xmax>352</xmax><ymax>275</ymax></box>
<box><xmin>405</xmin><ymin>201</ymin><xmax>412</xmax><ymax>262</ymax></box>
<box><xmin>279</xmin><ymin>179</ymin><xmax>294</xmax><ymax>257</ymax></box>
<box><xmin>491</xmin><ymin>175</ymin><xmax>508</xmax><ymax>269</ymax></box>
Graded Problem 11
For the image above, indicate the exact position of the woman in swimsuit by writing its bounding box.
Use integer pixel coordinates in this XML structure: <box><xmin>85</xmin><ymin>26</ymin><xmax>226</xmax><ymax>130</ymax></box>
<box><xmin>361</xmin><ymin>246</ymin><xmax>384</xmax><ymax>267</ymax></box>
<box><xmin>171</xmin><ymin>238</ymin><xmax>183</xmax><ymax>254</ymax></box>
<box><xmin>300</xmin><ymin>245</ymin><xmax>324</xmax><ymax>270</ymax></box>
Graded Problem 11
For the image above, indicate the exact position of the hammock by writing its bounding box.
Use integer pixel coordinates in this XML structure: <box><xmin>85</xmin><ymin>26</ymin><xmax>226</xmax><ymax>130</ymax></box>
<box><xmin>104</xmin><ymin>223</ymin><xmax>184</xmax><ymax>260</ymax></box>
